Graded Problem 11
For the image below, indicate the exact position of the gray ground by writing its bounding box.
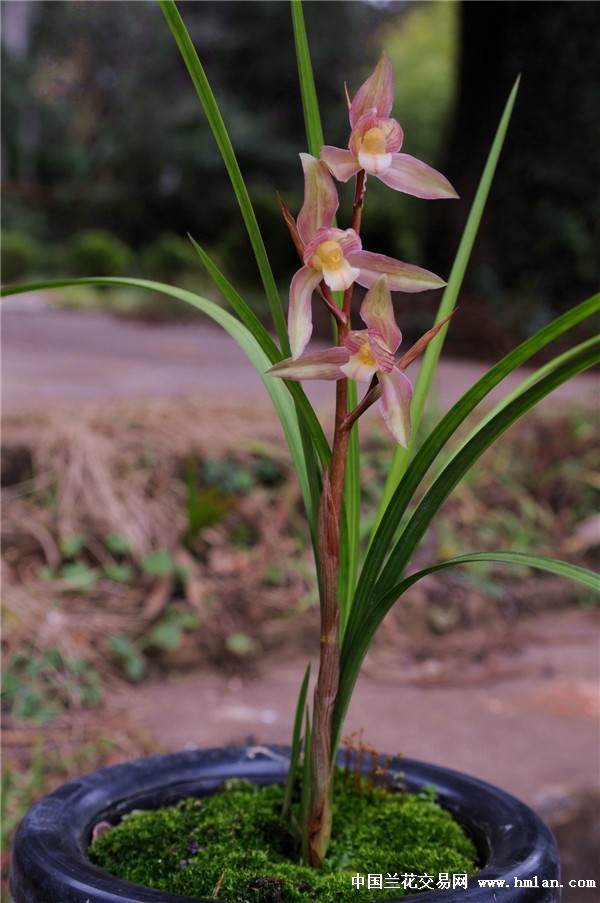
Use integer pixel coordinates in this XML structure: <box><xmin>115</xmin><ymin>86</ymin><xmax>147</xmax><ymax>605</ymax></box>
<box><xmin>2</xmin><ymin>296</ymin><xmax>599</xmax><ymax>899</ymax></box>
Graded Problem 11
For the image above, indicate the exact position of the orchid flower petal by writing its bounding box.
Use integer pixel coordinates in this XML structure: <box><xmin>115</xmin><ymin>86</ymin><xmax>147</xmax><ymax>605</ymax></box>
<box><xmin>378</xmin><ymin>153</ymin><xmax>459</xmax><ymax>200</ymax></box>
<box><xmin>303</xmin><ymin>227</ymin><xmax>362</xmax><ymax>265</ymax></box>
<box><xmin>322</xmin><ymin>259</ymin><xmax>360</xmax><ymax>292</ymax></box>
<box><xmin>358</xmin><ymin>149</ymin><xmax>393</xmax><ymax>176</ymax></box>
<box><xmin>288</xmin><ymin>266</ymin><xmax>323</xmax><ymax>359</ymax></box>
<box><xmin>349</xmin><ymin>250</ymin><xmax>447</xmax><ymax>293</ymax></box>
<box><xmin>351</xmin><ymin>112</ymin><xmax>402</xmax><ymax>151</ymax></box>
<box><xmin>341</xmin><ymin>333</ymin><xmax>378</xmax><ymax>383</ymax></box>
<box><xmin>379</xmin><ymin>369</ymin><xmax>413</xmax><ymax>447</ymax></box>
<box><xmin>350</xmin><ymin>53</ymin><xmax>394</xmax><ymax>127</ymax></box>
<box><xmin>359</xmin><ymin>276</ymin><xmax>402</xmax><ymax>353</ymax></box>
<box><xmin>319</xmin><ymin>146</ymin><xmax>361</xmax><ymax>183</ymax></box>
<box><xmin>302</xmin><ymin>227</ymin><xmax>362</xmax><ymax>293</ymax></box>
<box><xmin>269</xmin><ymin>347</ymin><xmax>349</xmax><ymax>381</ymax></box>
<box><xmin>366</xmin><ymin>330</ymin><xmax>395</xmax><ymax>372</ymax></box>
<box><xmin>297</xmin><ymin>153</ymin><xmax>339</xmax><ymax>245</ymax></box>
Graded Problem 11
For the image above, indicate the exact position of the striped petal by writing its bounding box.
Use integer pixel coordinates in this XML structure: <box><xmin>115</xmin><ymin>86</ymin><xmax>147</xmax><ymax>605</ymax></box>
<box><xmin>319</xmin><ymin>146</ymin><xmax>361</xmax><ymax>183</ymax></box>
<box><xmin>349</xmin><ymin>250</ymin><xmax>447</xmax><ymax>293</ymax></box>
<box><xmin>269</xmin><ymin>347</ymin><xmax>349</xmax><ymax>381</ymax></box>
<box><xmin>350</xmin><ymin>53</ymin><xmax>394</xmax><ymax>127</ymax></box>
<box><xmin>366</xmin><ymin>330</ymin><xmax>395</xmax><ymax>372</ymax></box>
<box><xmin>379</xmin><ymin>369</ymin><xmax>413</xmax><ymax>447</ymax></box>
<box><xmin>288</xmin><ymin>266</ymin><xmax>323</xmax><ymax>359</ymax></box>
<box><xmin>297</xmin><ymin>153</ymin><xmax>339</xmax><ymax>245</ymax></box>
<box><xmin>379</xmin><ymin>153</ymin><xmax>459</xmax><ymax>200</ymax></box>
<box><xmin>359</xmin><ymin>276</ymin><xmax>401</xmax><ymax>353</ymax></box>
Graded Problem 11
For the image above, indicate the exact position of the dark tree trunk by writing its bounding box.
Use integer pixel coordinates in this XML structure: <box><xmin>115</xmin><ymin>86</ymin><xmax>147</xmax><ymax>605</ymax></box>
<box><xmin>427</xmin><ymin>1</ymin><xmax>600</xmax><ymax>323</ymax></box>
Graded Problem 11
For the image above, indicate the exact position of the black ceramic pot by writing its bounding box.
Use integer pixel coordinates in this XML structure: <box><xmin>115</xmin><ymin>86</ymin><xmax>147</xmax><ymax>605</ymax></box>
<box><xmin>10</xmin><ymin>745</ymin><xmax>561</xmax><ymax>903</ymax></box>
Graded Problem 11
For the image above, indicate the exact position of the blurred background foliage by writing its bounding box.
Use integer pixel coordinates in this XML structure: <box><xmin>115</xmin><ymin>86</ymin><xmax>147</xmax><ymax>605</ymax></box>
<box><xmin>1</xmin><ymin>0</ymin><xmax>598</xmax><ymax>354</ymax></box>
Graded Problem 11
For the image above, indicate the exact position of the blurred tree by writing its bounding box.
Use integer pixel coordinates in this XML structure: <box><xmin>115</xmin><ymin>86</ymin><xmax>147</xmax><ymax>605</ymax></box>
<box><xmin>427</xmin><ymin>1</ymin><xmax>600</xmax><ymax>335</ymax></box>
<box><xmin>1</xmin><ymin>0</ymin><xmax>405</xmax><ymax>289</ymax></box>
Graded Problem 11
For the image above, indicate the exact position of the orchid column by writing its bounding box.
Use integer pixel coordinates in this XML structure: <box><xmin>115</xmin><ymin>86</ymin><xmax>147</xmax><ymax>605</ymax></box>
<box><xmin>271</xmin><ymin>53</ymin><xmax>458</xmax><ymax>866</ymax></box>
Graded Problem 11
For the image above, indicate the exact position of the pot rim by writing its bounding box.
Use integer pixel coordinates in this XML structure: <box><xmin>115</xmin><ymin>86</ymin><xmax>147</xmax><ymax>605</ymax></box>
<box><xmin>10</xmin><ymin>744</ymin><xmax>560</xmax><ymax>903</ymax></box>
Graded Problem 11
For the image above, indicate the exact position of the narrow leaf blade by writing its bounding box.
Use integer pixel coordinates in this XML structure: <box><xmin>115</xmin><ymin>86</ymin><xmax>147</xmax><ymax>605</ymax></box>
<box><xmin>159</xmin><ymin>0</ymin><xmax>289</xmax><ymax>351</ymax></box>
<box><xmin>371</xmin><ymin>77</ymin><xmax>521</xmax><ymax>532</ymax></box>
<box><xmin>291</xmin><ymin>1</ymin><xmax>324</xmax><ymax>156</ymax></box>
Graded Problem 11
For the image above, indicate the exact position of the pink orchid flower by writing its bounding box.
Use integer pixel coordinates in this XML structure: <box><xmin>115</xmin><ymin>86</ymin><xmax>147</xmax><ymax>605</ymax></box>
<box><xmin>289</xmin><ymin>154</ymin><xmax>446</xmax><ymax>359</ymax></box>
<box><xmin>320</xmin><ymin>54</ymin><xmax>458</xmax><ymax>200</ymax></box>
<box><xmin>273</xmin><ymin>276</ymin><xmax>414</xmax><ymax>447</ymax></box>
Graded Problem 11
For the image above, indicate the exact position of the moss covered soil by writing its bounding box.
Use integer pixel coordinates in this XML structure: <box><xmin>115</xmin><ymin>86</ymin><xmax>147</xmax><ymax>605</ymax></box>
<box><xmin>90</xmin><ymin>770</ymin><xmax>478</xmax><ymax>901</ymax></box>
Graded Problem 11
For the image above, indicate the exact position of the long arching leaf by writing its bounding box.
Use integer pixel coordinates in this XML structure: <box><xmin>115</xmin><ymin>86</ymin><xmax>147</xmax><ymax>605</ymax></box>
<box><xmin>2</xmin><ymin>277</ymin><xmax>317</xmax><ymax>536</ymax></box>
<box><xmin>353</xmin><ymin>293</ymin><xmax>599</xmax><ymax>621</ymax></box>
<box><xmin>334</xmin><ymin>337</ymin><xmax>600</xmax><ymax>746</ymax></box>
<box><xmin>159</xmin><ymin>0</ymin><xmax>289</xmax><ymax>352</ymax></box>
<box><xmin>385</xmin><ymin>552</ymin><xmax>599</xmax><ymax>599</ymax></box>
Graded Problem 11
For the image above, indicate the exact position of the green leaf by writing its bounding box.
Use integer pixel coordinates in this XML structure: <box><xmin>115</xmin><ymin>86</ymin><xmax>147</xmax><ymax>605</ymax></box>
<box><xmin>457</xmin><ymin>334</ymin><xmax>600</xmax><ymax>453</ymax></box>
<box><xmin>104</xmin><ymin>533</ymin><xmax>131</xmax><ymax>555</ymax></box>
<box><xmin>338</xmin><ymin>383</ymin><xmax>360</xmax><ymax>641</ymax></box>
<box><xmin>141</xmin><ymin>549</ymin><xmax>176</xmax><ymax>577</ymax></box>
<box><xmin>372</xmin><ymin>77</ymin><xmax>521</xmax><ymax>534</ymax></box>
<box><xmin>334</xmin><ymin>338</ymin><xmax>600</xmax><ymax>748</ymax></box>
<box><xmin>110</xmin><ymin>636</ymin><xmax>146</xmax><ymax>682</ymax></box>
<box><xmin>3</xmin><ymin>274</ymin><xmax>316</xmax><ymax>541</ymax></box>
<box><xmin>354</xmin><ymin>293</ymin><xmax>599</xmax><ymax>627</ymax></box>
<box><xmin>291</xmin><ymin>0</ymin><xmax>324</xmax><ymax>156</ymax></box>
<box><xmin>282</xmin><ymin>662</ymin><xmax>311</xmax><ymax>819</ymax></box>
<box><xmin>299</xmin><ymin>705</ymin><xmax>312</xmax><ymax>863</ymax></box>
<box><xmin>159</xmin><ymin>0</ymin><xmax>289</xmax><ymax>352</ymax></box>
<box><xmin>225</xmin><ymin>633</ymin><xmax>256</xmax><ymax>657</ymax></box>
<box><xmin>59</xmin><ymin>561</ymin><xmax>98</xmax><ymax>588</ymax></box>
<box><xmin>104</xmin><ymin>563</ymin><xmax>134</xmax><ymax>583</ymax></box>
<box><xmin>59</xmin><ymin>533</ymin><xmax>88</xmax><ymax>558</ymax></box>
<box><xmin>385</xmin><ymin>552</ymin><xmax>600</xmax><ymax>600</ymax></box>
<box><xmin>378</xmin><ymin>338</ymin><xmax>600</xmax><ymax>600</ymax></box>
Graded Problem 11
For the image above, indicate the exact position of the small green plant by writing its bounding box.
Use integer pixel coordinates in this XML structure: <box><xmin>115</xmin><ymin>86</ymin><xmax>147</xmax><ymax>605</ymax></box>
<box><xmin>110</xmin><ymin>605</ymin><xmax>199</xmax><ymax>681</ymax></box>
<box><xmin>1</xmin><ymin>647</ymin><xmax>102</xmax><ymax>721</ymax></box>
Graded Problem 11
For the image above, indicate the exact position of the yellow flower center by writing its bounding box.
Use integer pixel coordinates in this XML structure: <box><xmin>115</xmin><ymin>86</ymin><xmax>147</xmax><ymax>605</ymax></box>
<box><xmin>357</xmin><ymin>341</ymin><xmax>377</xmax><ymax>368</ymax></box>
<box><xmin>360</xmin><ymin>127</ymin><xmax>387</xmax><ymax>155</ymax></box>
<box><xmin>311</xmin><ymin>240</ymin><xmax>345</xmax><ymax>273</ymax></box>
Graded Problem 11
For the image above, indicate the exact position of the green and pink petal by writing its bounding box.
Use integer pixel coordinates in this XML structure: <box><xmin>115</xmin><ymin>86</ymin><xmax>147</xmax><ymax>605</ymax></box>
<box><xmin>297</xmin><ymin>153</ymin><xmax>339</xmax><ymax>245</ymax></box>
<box><xmin>379</xmin><ymin>368</ymin><xmax>413</xmax><ymax>447</ymax></box>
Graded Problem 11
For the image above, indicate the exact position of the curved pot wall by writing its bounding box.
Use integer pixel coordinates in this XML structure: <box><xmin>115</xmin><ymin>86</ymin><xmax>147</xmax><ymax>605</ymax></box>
<box><xmin>10</xmin><ymin>745</ymin><xmax>561</xmax><ymax>903</ymax></box>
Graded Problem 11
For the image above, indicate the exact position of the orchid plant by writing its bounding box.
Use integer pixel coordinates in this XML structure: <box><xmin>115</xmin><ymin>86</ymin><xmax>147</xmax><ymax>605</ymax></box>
<box><xmin>3</xmin><ymin>0</ymin><xmax>598</xmax><ymax>873</ymax></box>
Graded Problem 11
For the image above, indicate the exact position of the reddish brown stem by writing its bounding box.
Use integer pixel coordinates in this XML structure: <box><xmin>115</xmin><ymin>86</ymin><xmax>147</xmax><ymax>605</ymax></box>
<box><xmin>305</xmin><ymin>173</ymin><xmax>364</xmax><ymax>865</ymax></box>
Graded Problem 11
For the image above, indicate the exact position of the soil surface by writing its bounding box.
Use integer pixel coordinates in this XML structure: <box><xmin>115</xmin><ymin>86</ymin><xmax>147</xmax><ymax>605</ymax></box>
<box><xmin>2</xmin><ymin>297</ymin><xmax>599</xmax><ymax>899</ymax></box>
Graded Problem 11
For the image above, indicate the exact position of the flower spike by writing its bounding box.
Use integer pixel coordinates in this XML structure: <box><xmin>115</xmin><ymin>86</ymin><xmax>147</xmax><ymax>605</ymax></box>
<box><xmin>287</xmin><ymin>155</ymin><xmax>446</xmax><ymax>359</ymax></box>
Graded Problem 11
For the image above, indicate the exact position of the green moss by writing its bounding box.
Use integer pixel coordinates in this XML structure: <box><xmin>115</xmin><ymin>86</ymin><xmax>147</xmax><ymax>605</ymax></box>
<box><xmin>90</xmin><ymin>772</ymin><xmax>478</xmax><ymax>901</ymax></box>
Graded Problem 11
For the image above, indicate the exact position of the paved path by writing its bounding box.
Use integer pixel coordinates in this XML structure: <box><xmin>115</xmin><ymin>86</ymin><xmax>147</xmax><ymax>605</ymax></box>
<box><xmin>2</xmin><ymin>298</ymin><xmax>597</xmax><ymax>414</ymax></box>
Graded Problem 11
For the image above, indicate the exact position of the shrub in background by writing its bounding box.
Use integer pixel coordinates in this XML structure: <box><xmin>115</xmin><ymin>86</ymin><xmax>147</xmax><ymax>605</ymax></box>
<box><xmin>66</xmin><ymin>230</ymin><xmax>133</xmax><ymax>278</ymax></box>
